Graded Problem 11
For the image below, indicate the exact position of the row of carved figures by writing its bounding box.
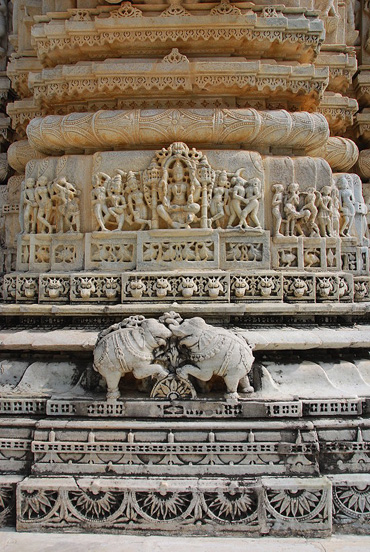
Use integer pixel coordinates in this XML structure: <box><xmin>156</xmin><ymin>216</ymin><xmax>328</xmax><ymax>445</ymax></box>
<box><xmin>92</xmin><ymin>164</ymin><xmax>263</xmax><ymax>232</ymax></box>
<box><xmin>272</xmin><ymin>176</ymin><xmax>358</xmax><ymax>238</ymax></box>
<box><xmin>20</xmin><ymin>170</ymin><xmax>361</xmax><ymax>239</ymax></box>
<box><xmin>20</xmin><ymin>176</ymin><xmax>80</xmax><ymax>234</ymax></box>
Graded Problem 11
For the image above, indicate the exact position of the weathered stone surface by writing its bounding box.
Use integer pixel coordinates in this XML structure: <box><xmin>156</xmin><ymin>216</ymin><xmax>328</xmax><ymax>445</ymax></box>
<box><xmin>0</xmin><ymin>0</ymin><xmax>369</xmax><ymax>540</ymax></box>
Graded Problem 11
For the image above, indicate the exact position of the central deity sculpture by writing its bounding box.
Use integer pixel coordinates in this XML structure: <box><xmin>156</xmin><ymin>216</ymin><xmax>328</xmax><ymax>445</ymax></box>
<box><xmin>157</xmin><ymin>160</ymin><xmax>201</xmax><ymax>229</ymax></box>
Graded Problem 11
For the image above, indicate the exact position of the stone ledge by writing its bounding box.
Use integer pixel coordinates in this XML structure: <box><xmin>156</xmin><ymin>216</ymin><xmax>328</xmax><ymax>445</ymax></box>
<box><xmin>1</xmin><ymin>324</ymin><xmax>370</xmax><ymax>352</ymax></box>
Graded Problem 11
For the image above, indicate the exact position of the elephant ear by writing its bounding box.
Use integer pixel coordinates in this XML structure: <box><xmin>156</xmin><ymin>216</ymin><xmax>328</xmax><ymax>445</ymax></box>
<box><xmin>198</xmin><ymin>330</ymin><xmax>214</xmax><ymax>351</ymax></box>
<box><xmin>131</xmin><ymin>328</ymin><xmax>145</xmax><ymax>350</ymax></box>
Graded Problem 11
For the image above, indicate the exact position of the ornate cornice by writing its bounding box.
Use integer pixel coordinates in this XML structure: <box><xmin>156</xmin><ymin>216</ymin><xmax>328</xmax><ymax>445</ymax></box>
<box><xmin>318</xmin><ymin>93</ymin><xmax>358</xmax><ymax>136</ymax></box>
<box><xmin>28</xmin><ymin>57</ymin><xmax>328</xmax><ymax>111</ymax></box>
<box><xmin>315</xmin><ymin>52</ymin><xmax>357</xmax><ymax>94</ymax></box>
<box><xmin>31</xmin><ymin>8</ymin><xmax>324</xmax><ymax>67</ymax></box>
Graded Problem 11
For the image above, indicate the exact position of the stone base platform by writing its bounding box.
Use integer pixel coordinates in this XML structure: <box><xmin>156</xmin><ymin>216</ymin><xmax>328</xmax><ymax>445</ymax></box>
<box><xmin>0</xmin><ymin>474</ymin><xmax>366</xmax><ymax>537</ymax></box>
<box><xmin>2</xmin><ymin>531</ymin><xmax>370</xmax><ymax>552</ymax></box>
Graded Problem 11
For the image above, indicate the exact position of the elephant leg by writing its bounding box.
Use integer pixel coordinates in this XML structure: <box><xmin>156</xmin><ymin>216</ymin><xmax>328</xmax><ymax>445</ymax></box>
<box><xmin>223</xmin><ymin>373</ymin><xmax>240</xmax><ymax>400</ymax></box>
<box><xmin>133</xmin><ymin>362</ymin><xmax>168</xmax><ymax>380</ymax></box>
<box><xmin>239</xmin><ymin>374</ymin><xmax>254</xmax><ymax>393</ymax></box>
<box><xmin>178</xmin><ymin>364</ymin><xmax>211</xmax><ymax>382</ymax></box>
<box><xmin>105</xmin><ymin>371</ymin><xmax>122</xmax><ymax>401</ymax></box>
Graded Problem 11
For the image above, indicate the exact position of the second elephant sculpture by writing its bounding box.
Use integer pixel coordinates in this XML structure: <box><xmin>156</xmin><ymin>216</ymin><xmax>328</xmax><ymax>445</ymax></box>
<box><xmin>169</xmin><ymin>316</ymin><xmax>254</xmax><ymax>399</ymax></box>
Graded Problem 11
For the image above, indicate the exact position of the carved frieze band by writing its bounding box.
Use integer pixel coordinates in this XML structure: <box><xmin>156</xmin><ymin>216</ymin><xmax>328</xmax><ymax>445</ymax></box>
<box><xmin>1</xmin><ymin>474</ymin><xmax>369</xmax><ymax>533</ymax></box>
<box><xmin>31</xmin><ymin>6</ymin><xmax>324</xmax><ymax>66</ymax></box>
<box><xmin>28</xmin><ymin>59</ymin><xmax>328</xmax><ymax>111</ymax></box>
<box><xmin>16</xmin><ymin>476</ymin><xmax>331</xmax><ymax>535</ymax></box>
<box><xmin>2</xmin><ymin>272</ymin><xmax>369</xmax><ymax>304</ymax></box>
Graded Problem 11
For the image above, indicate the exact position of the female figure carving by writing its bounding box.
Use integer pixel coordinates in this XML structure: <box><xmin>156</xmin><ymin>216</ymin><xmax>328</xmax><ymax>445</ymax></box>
<box><xmin>126</xmin><ymin>171</ymin><xmax>151</xmax><ymax>230</ymax></box>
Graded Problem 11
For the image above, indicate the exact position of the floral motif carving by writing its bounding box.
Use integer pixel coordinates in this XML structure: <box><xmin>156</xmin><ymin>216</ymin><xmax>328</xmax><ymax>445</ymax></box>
<box><xmin>204</xmin><ymin>486</ymin><xmax>258</xmax><ymax>522</ymax></box>
<box><xmin>69</xmin><ymin>488</ymin><xmax>124</xmax><ymax>521</ymax></box>
<box><xmin>20</xmin><ymin>490</ymin><xmax>58</xmax><ymax>520</ymax></box>
<box><xmin>266</xmin><ymin>488</ymin><xmax>325</xmax><ymax>520</ymax></box>
<box><xmin>333</xmin><ymin>485</ymin><xmax>370</xmax><ymax>519</ymax></box>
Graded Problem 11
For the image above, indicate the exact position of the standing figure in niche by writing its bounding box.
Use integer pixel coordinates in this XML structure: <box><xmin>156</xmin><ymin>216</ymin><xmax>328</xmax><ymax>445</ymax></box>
<box><xmin>227</xmin><ymin>175</ymin><xmax>247</xmax><ymax>228</ymax></box>
<box><xmin>157</xmin><ymin>160</ymin><xmax>201</xmax><ymax>229</ymax></box>
<box><xmin>54</xmin><ymin>177</ymin><xmax>81</xmax><ymax>233</ymax></box>
<box><xmin>92</xmin><ymin>173</ymin><xmax>110</xmax><ymax>232</ymax></box>
<box><xmin>337</xmin><ymin>176</ymin><xmax>356</xmax><ymax>237</ymax></box>
<box><xmin>316</xmin><ymin>186</ymin><xmax>333</xmax><ymax>237</ymax></box>
<box><xmin>106</xmin><ymin>172</ymin><xmax>127</xmax><ymax>231</ymax></box>
<box><xmin>22</xmin><ymin>178</ymin><xmax>38</xmax><ymax>234</ymax></box>
<box><xmin>35</xmin><ymin>176</ymin><xmax>53</xmax><ymax>234</ymax></box>
<box><xmin>284</xmin><ymin>182</ymin><xmax>305</xmax><ymax>236</ymax></box>
<box><xmin>126</xmin><ymin>171</ymin><xmax>151</xmax><ymax>230</ymax></box>
<box><xmin>301</xmin><ymin>187</ymin><xmax>320</xmax><ymax>237</ymax></box>
<box><xmin>331</xmin><ymin>185</ymin><xmax>341</xmax><ymax>237</ymax></box>
<box><xmin>239</xmin><ymin>178</ymin><xmax>262</xmax><ymax>230</ymax></box>
<box><xmin>208</xmin><ymin>170</ymin><xmax>229</xmax><ymax>229</ymax></box>
<box><xmin>271</xmin><ymin>183</ymin><xmax>284</xmax><ymax>237</ymax></box>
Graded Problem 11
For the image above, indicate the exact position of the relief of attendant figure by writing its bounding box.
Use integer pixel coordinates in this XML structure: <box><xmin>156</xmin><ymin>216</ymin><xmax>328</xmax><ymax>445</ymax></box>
<box><xmin>271</xmin><ymin>183</ymin><xmax>284</xmax><ymax>237</ymax></box>
<box><xmin>53</xmin><ymin>177</ymin><xmax>81</xmax><ymax>233</ymax></box>
<box><xmin>316</xmin><ymin>186</ymin><xmax>333</xmax><ymax>237</ymax></box>
<box><xmin>239</xmin><ymin>178</ymin><xmax>262</xmax><ymax>230</ymax></box>
<box><xmin>92</xmin><ymin>173</ymin><xmax>110</xmax><ymax>232</ymax></box>
<box><xmin>208</xmin><ymin>170</ymin><xmax>229</xmax><ymax>229</ymax></box>
<box><xmin>106</xmin><ymin>172</ymin><xmax>127</xmax><ymax>232</ymax></box>
<box><xmin>35</xmin><ymin>176</ymin><xmax>53</xmax><ymax>234</ymax></box>
<box><xmin>21</xmin><ymin>178</ymin><xmax>38</xmax><ymax>234</ymax></box>
<box><xmin>126</xmin><ymin>171</ymin><xmax>151</xmax><ymax>230</ymax></box>
<box><xmin>337</xmin><ymin>176</ymin><xmax>356</xmax><ymax>237</ymax></box>
<box><xmin>284</xmin><ymin>182</ymin><xmax>305</xmax><ymax>237</ymax></box>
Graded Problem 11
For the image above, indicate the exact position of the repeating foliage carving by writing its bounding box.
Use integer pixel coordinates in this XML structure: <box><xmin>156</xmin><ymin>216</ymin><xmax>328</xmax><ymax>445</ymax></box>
<box><xmin>68</xmin><ymin>489</ymin><xmax>125</xmax><ymax>521</ymax></box>
<box><xmin>203</xmin><ymin>487</ymin><xmax>258</xmax><ymax>522</ymax></box>
<box><xmin>30</xmin><ymin>62</ymin><xmax>327</xmax><ymax>109</ymax></box>
<box><xmin>333</xmin><ymin>485</ymin><xmax>370</xmax><ymax>519</ymax></box>
<box><xmin>26</xmin><ymin>111</ymin><xmax>329</xmax><ymax>154</ymax></box>
<box><xmin>20</xmin><ymin>489</ymin><xmax>58</xmax><ymax>520</ymax></box>
<box><xmin>0</xmin><ymin>486</ymin><xmax>15</xmax><ymax>526</ymax></box>
<box><xmin>135</xmin><ymin>490</ymin><xmax>192</xmax><ymax>520</ymax></box>
<box><xmin>265</xmin><ymin>488</ymin><xmax>328</xmax><ymax>522</ymax></box>
<box><xmin>16</xmin><ymin>478</ymin><xmax>331</xmax><ymax>535</ymax></box>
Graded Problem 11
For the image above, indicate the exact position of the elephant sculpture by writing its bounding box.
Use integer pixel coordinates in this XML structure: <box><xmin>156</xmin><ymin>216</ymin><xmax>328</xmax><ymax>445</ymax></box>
<box><xmin>93</xmin><ymin>316</ymin><xmax>171</xmax><ymax>400</ymax></box>
<box><xmin>168</xmin><ymin>317</ymin><xmax>254</xmax><ymax>399</ymax></box>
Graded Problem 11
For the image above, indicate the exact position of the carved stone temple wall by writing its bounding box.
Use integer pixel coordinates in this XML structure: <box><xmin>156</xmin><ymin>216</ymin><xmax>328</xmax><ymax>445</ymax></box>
<box><xmin>0</xmin><ymin>0</ymin><xmax>370</xmax><ymax>538</ymax></box>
